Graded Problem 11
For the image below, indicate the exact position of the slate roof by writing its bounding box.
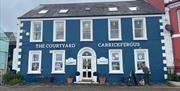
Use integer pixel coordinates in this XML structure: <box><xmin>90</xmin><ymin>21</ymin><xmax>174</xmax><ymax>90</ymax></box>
<box><xmin>4</xmin><ymin>32</ymin><xmax>16</xmax><ymax>45</ymax></box>
<box><xmin>18</xmin><ymin>0</ymin><xmax>164</xmax><ymax>19</ymax></box>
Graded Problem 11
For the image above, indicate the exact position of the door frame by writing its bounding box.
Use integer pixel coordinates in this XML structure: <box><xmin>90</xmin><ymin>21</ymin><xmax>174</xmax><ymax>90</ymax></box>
<box><xmin>77</xmin><ymin>47</ymin><xmax>97</xmax><ymax>82</ymax></box>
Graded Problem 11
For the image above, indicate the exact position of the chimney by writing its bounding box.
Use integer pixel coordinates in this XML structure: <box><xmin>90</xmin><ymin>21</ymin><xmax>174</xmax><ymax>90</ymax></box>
<box><xmin>145</xmin><ymin>0</ymin><xmax>165</xmax><ymax>11</ymax></box>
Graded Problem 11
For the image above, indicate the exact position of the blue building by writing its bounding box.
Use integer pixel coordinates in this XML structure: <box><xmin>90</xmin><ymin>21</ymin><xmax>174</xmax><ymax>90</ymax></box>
<box><xmin>17</xmin><ymin>0</ymin><xmax>167</xmax><ymax>84</ymax></box>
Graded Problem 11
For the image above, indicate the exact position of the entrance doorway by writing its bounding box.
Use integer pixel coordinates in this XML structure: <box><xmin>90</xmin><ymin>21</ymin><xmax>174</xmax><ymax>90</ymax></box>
<box><xmin>77</xmin><ymin>47</ymin><xmax>97</xmax><ymax>83</ymax></box>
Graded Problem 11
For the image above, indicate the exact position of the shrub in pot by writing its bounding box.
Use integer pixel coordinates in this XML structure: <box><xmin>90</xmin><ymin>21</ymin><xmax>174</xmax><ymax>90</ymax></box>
<box><xmin>75</xmin><ymin>71</ymin><xmax>80</xmax><ymax>82</ymax></box>
<box><xmin>67</xmin><ymin>74</ymin><xmax>73</xmax><ymax>85</ymax></box>
<box><xmin>99</xmin><ymin>74</ymin><xmax>106</xmax><ymax>84</ymax></box>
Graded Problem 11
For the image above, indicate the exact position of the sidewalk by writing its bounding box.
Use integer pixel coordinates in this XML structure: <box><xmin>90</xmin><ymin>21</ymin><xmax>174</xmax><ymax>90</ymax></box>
<box><xmin>0</xmin><ymin>83</ymin><xmax>179</xmax><ymax>91</ymax></box>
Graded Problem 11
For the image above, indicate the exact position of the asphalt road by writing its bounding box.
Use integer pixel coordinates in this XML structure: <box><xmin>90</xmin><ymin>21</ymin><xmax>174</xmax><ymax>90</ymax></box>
<box><xmin>0</xmin><ymin>85</ymin><xmax>180</xmax><ymax>91</ymax></box>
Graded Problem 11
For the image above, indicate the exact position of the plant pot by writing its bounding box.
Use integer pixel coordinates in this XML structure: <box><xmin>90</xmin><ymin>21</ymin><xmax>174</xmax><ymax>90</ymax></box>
<box><xmin>99</xmin><ymin>76</ymin><xmax>106</xmax><ymax>84</ymax></box>
<box><xmin>67</xmin><ymin>77</ymin><xmax>73</xmax><ymax>85</ymax></box>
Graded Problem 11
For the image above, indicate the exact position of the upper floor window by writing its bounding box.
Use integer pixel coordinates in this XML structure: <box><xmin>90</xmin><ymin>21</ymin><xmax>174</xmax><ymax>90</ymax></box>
<box><xmin>177</xmin><ymin>10</ymin><xmax>180</xmax><ymax>33</ymax></box>
<box><xmin>108</xmin><ymin>19</ymin><xmax>121</xmax><ymax>41</ymax></box>
<box><xmin>30</xmin><ymin>21</ymin><xmax>43</xmax><ymax>42</ymax></box>
<box><xmin>132</xmin><ymin>18</ymin><xmax>147</xmax><ymax>40</ymax></box>
<box><xmin>80</xmin><ymin>20</ymin><xmax>93</xmax><ymax>41</ymax></box>
<box><xmin>134</xmin><ymin>49</ymin><xmax>149</xmax><ymax>73</ymax></box>
<box><xmin>28</xmin><ymin>50</ymin><xmax>42</xmax><ymax>74</ymax></box>
<box><xmin>53</xmin><ymin>20</ymin><xmax>66</xmax><ymax>42</ymax></box>
<box><xmin>109</xmin><ymin>49</ymin><xmax>123</xmax><ymax>74</ymax></box>
<box><xmin>52</xmin><ymin>50</ymin><xmax>65</xmax><ymax>73</ymax></box>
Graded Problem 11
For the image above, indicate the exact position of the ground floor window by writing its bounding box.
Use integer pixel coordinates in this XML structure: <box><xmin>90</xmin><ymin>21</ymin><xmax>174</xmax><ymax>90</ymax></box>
<box><xmin>134</xmin><ymin>49</ymin><xmax>150</xmax><ymax>73</ymax></box>
<box><xmin>28</xmin><ymin>50</ymin><xmax>42</xmax><ymax>74</ymax></box>
<box><xmin>52</xmin><ymin>50</ymin><xmax>65</xmax><ymax>73</ymax></box>
<box><xmin>109</xmin><ymin>49</ymin><xmax>123</xmax><ymax>74</ymax></box>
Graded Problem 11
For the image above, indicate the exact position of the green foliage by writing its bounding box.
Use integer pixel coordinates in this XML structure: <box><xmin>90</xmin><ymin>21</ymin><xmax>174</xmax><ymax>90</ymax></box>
<box><xmin>3</xmin><ymin>73</ymin><xmax>24</xmax><ymax>85</ymax></box>
<box><xmin>167</xmin><ymin>74</ymin><xmax>180</xmax><ymax>82</ymax></box>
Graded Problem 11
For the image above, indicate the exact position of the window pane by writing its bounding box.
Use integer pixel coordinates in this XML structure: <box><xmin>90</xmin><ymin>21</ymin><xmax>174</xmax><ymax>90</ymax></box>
<box><xmin>137</xmin><ymin>61</ymin><xmax>144</xmax><ymax>70</ymax></box>
<box><xmin>32</xmin><ymin>62</ymin><xmax>39</xmax><ymax>71</ymax></box>
<box><xmin>55</xmin><ymin>22</ymin><xmax>64</xmax><ymax>40</ymax></box>
<box><xmin>134</xmin><ymin>19</ymin><xmax>144</xmax><ymax>38</ymax></box>
<box><xmin>33</xmin><ymin>22</ymin><xmax>41</xmax><ymax>40</ymax></box>
<box><xmin>32</xmin><ymin>54</ymin><xmax>39</xmax><ymax>61</ymax></box>
<box><xmin>112</xmin><ymin>53</ymin><xmax>119</xmax><ymax>60</ymax></box>
<box><xmin>110</xmin><ymin>20</ymin><xmax>119</xmax><ymax>39</ymax></box>
<box><xmin>110</xmin><ymin>20</ymin><xmax>118</xmax><ymax>30</ymax></box>
<box><xmin>55</xmin><ymin>62</ymin><xmax>63</xmax><ymax>71</ymax></box>
<box><xmin>82</xmin><ymin>21</ymin><xmax>91</xmax><ymax>39</ymax></box>
<box><xmin>112</xmin><ymin>62</ymin><xmax>120</xmax><ymax>70</ymax></box>
<box><xmin>135</xmin><ymin>28</ymin><xmax>144</xmax><ymax>38</ymax></box>
<box><xmin>137</xmin><ymin>52</ymin><xmax>145</xmax><ymax>60</ymax></box>
<box><xmin>56</xmin><ymin>54</ymin><xmax>62</xmax><ymax>61</ymax></box>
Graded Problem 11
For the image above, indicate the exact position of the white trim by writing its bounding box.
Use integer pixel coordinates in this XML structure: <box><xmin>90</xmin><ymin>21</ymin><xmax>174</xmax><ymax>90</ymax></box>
<box><xmin>108</xmin><ymin>19</ymin><xmax>122</xmax><ymax>41</ymax></box>
<box><xmin>164</xmin><ymin>67</ymin><xmax>167</xmax><ymax>71</ymax></box>
<box><xmin>77</xmin><ymin>47</ymin><xmax>97</xmax><ymax>82</ymax></box>
<box><xmin>164</xmin><ymin>74</ymin><xmax>167</xmax><ymax>79</ymax></box>
<box><xmin>18</xmin><ymin>61</ymin><xmax>21</xmax><ymax>65</ymax></box>
<box><xmin>163</xmin><ymin>60</ymin><xmax>167</xmax><ymax>64</ymax></box>
<box><xmin>51</xmin><ymin>50</ymin><xmax>65</xmax><ymax>74</ymax></box>
<box><xmin>132</xmin><ymin>18</ymin><xmax>147</xmax><ymax>40</ymax></box>
<box><xmin>27</xmin><ymin>50</ymin><xmax>42</xmax><ymax>74</ymax></box>
<box><xmin>162</xmin><ymin>46</ymin><xmax>165</xmax><ymax>50</ymax></box>
<box><xmin>18</xmin><ymin>55</ymin><xmax>21</xmax><ymax>59</ymax></box>
<box><xmin>19</xmin><ymin>42</ymin><xmax>22</xmax><ymax>46</ymax></box>
<box><xmin>30</xmin><ymin>21</ymin><xmax>43</xmax><ymax>42</ymax></box>
<box><xmin>19</xmin><ymin>36</ymin><xmax>23</xmax><ymax>39</ymax></box>
<box><xmin>20</xmin><ymin>30</ymin><xmax>23</xmax><ymax>33</ymax></box>
<box><xmin>53</xmin><ymin>20</ymin><xmax>66</xmax><ymax>42</ymax></box>
<box><xmin>109</xmin><ymin>49</ymin><xmax>124</xmax><ymax>74</ymax></box>
<box><xmin>17</xmin><ymin>68</ymin><xmax>20</xmax><ymax>72</ymax></box>
<box><xmin>160</xmin><ymin>32</ymin><xmax>165</xmax><ymax>36</ymax></box>
<box><xmin>80</xmin><ymin>20</ymin><xmax>93</xmax><ymax>41</ymax></box>
<box><xmin>160</xmin><ymin>26</ymin><xmax>164</xmax><ymax>30</ymax></box>
<box><xmin>19</xmin><ymin>49</ymin><xmax>22</xmax><ymax>52</ymax></box>
<box><xmin>20</xmin><ymin>14</ymin><xmax>164</xmax><ymax>21</ymax></box>
<box><xmin>177</xmin><ymin>9</ymin><xmax>180</xmax><ymax>33</ymax></box>
<box><xmin>20</xmin><ymin>23</ymin><xmax>24</xmax><ymax>27</ymax></box>
<box><xmin>159</xmin><ymin>19</ymin><xmax>163</xmax><ymax>23</ymax></box>
<box><xmin>167</xmin><ymin>2</ymin><xmax>180</xmax><ymax>9</ymax></box>
<box><xmin>172</xmin><ymin>33</ymin><xmax>180</xmax><ymax>38</ymax></box>
<box><xmin>134</xmin><ymin>49</ymin><xmax>150</xmax><ymax>74</ymax></box>
<box><xmin>163</xmin><ymin>53</ymin><xmax>166</xmax><ymax>57</ymax></box>
<box><xmin>161</xmin><ymin>40</ymin><xmax>165</xmax><ymax>43</ymax></box>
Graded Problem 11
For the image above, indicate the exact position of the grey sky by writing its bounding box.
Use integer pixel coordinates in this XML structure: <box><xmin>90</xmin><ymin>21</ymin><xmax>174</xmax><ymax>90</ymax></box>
<box><xmin>0</xmin><ymin>0</ymin><xmax>170</xmax><ymax>32</ymax></box>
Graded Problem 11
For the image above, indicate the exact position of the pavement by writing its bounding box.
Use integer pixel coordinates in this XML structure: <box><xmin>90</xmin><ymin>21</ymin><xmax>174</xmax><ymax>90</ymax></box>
<box><xmin>0</xmin><ymin>84</ymin><xmax>180</xmax><ymax>91</ymax></box>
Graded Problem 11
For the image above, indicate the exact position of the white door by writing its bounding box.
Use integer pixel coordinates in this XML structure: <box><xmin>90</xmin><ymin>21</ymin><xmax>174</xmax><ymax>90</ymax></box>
<box><xmin>82</xmin><ymin>57</ymin><xmax>92</xmax><ymax>80</ymax></box>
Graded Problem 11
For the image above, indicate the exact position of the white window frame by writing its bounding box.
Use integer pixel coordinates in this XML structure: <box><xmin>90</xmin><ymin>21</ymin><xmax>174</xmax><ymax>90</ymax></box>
<box><xmin>109</xmin><ymin>49</ymin><xmax>123</xmax><ymax>74</ymax></box>
<box><xmin>132</xmin><ymin>18</ymin><xmax>147</xmax><ymax>40</ymax></box>
<box><xmin>177</xmin><ymin>9</ymin><xmax>180</xmax><ymax>33</ymax></box>
<box><xmin>108</xmin><ymin>19</ymin><xmax>122</xmax><ymax>41</ymax></box>
<box><xmin>134</xmin><ymin>49</ymin><xmax>150</xmax><ymax>74</ymax></box>
<box><xmin>53</xmin><ymin>20</ymin><xmax>66</xmax><ymax>42</ymax></box>
<box><xmin>30</xmin><ymin>21</ymin><xmax>43</xmax><ymax>42</ymax></box>
<box><xmin>80</xmin><ymin>20</ymin><xmax>93</xmax><ymax>41</ymax></box>
<box><xmin>28</xmin><ymin>50</ymin><xmax>42</xmax><ymax>74</ymax></box>
<box><xmin>51</xmin><ymin>50</ymin><xmax>65</xmax><ymax>74</ymax></box>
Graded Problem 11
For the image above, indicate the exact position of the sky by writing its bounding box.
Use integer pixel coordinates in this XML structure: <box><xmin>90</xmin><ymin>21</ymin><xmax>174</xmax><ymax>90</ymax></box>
<box><xmin>0</xmin><ymin>0</ymin><xmax>170</xmax><ymax>32</ymax></box>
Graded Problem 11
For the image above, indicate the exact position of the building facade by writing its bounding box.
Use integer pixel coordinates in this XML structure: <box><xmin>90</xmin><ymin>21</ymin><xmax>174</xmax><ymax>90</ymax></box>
<box><xmin>165</xmin><ymin>0</ymin><xmax>180</xmax><ymax>73</ymax></box>
<box><xmin>17</xmin><ymin>0</ymin><xmax>167</xmax><ymax>84</ymax></box>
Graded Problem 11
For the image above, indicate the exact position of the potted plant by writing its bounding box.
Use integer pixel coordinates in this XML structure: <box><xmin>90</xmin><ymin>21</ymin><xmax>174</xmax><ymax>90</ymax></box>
<box><xmin>99</xmin><ymin>74</ymin><xmax>106</xmax><ymax>84</ymax></box>
<box><xmin>75</xmin><ymin>71</ymin><xmax>80</xmax><ymax>82</ymax></box>
<box><xmin>67</xmin><ymin>74</ymin><xmax>73</xmax><ymax>85</ymax></box>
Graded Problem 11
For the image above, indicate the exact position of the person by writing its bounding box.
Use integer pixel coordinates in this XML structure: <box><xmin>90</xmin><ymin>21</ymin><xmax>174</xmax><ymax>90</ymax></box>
<box><xmin>141</xmin><ymin>62</ymin><xmax>150</xmax><ymax>85</ymax></box>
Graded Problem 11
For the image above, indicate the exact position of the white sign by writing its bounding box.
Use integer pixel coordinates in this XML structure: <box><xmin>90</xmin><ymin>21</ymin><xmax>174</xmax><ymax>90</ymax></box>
<box><xmin>97</xmin><ymin>57</ymin><xmax>108</xmax><ymax>64</ymax></box>
<box><xmin>66</xmin><ymin>58</ymin><xmax>76</xmax><ymax>65</ymax></box>
<box><xmin>35</xmin><ymin>43</ymin><xmax>76</xmax><ymax>48</ymax></box>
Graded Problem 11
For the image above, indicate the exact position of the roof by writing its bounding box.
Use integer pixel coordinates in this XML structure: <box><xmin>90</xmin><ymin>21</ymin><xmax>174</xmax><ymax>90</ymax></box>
<box><xmin>18</xmin><ymin>0</ymin><xmax>164</xmax><ymax>19</ymax></box>
<box><xmin>4</xmin><ymin>32</ymin><xmax>16</xmax><ymax>45</ymax></box>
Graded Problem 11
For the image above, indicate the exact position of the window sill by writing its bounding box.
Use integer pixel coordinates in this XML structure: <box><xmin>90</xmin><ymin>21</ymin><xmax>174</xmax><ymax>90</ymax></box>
<box><xmin>51</xmin><ymin>72</ymin><xmax>65</xmax><ymax>74</ymax></box>
<box><xmin>109</xmin><ymin>71</ymin><xmax>124</xmax><ymax>74</ymax></box>
<box><xmin>53</xmin><ymin>40</ymin><xmax>66</xmax><ymax>42</ymax></box>
<box><xmin>133</xmin><ymin>38</ymin><xmax>147</xmax><ymax>41</ymax></box>
<box><xmin>27</xmin><ymin>72</ymin><xmax>41</xmax><ymax>74</ymax></box>
<box><xmin>30</xmin><ymin>40</ymin><xmax>43</xmax><ymax>42</ymax></box>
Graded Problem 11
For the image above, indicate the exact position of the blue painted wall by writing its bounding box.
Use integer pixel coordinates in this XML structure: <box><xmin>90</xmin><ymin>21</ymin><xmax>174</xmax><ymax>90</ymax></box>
<box><xmin>19</xmin><ymin>16</ymin><xmax>165</xmax><ymax>84</ymax></box>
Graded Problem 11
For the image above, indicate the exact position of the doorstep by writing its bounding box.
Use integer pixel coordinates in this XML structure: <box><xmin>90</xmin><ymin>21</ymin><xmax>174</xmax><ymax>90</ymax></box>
<box><xmin>74</xmin><ymin>81</ymin><xmax>99</xmax><ymax>84</ymax></box>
